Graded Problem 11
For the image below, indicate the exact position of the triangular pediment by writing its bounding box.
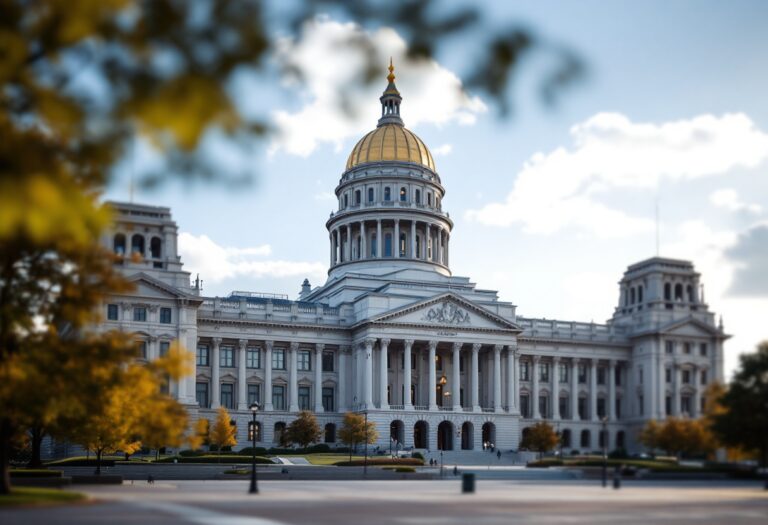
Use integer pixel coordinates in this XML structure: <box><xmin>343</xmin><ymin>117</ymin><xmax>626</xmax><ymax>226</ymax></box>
<box><xmin>366</xmin><ymin>293</ymin><xmax>521</xmax><ymax>332</ymax></box>
<box><xmin>660</xmin><ymin>317</ymin><xmax>723</xmax><ymax>338</ymax></box>
<box><xmin>125</xmin><ymin>273</ymin><xmax>203</xmax><ymax>304</ymax></box>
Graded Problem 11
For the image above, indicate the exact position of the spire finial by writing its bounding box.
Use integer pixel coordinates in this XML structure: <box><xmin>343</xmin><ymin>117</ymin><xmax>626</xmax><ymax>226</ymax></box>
<box><xmin>387</xmin><ymin>57</ymin><xmax>395</xmax><ymax>84</ymax></box>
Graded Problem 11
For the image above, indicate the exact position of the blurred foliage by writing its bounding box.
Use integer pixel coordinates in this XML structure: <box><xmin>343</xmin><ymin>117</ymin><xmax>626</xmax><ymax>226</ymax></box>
<box><xmin>208</xmin><ymin>407</ymin><xmax>237</xmax><ymax>459</ymax></box>
<box><xmin>520</xmin><ymin>421</ymin><xmax>559</xmax><ymax>456</ymax></box>
<box><xmin>285</xmin><ymin>410</ymin><xmax>323</xmax><ymax>448</ymax></box>
<box><xmin>638</xmin><ymin>417</ymin><xmax>716</xmax><ymax>459</ymax></box>
<box><xmin>338</xmin><ymin>411</ymin><xmax>378</xmax><ymax>451</ymax></box>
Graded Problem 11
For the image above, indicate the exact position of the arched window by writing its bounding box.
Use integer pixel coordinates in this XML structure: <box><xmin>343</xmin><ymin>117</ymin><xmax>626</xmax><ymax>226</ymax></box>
<box><xmin>355</xmin><ymin>190</ymin><xmax>361</xmax><ymax>206</ymax></box>
<box><xmin>415</xmin><ymin>189</ymin><xmax>421</xmax><ymax>204</ymax></box>
<box><xmin>399</xmin><ymin>187</ymin><xmax>407</xmax><ymax>202</ymax></box>
<box><xmin>630</xmin><ymin>287</ymin><xmax>636</xmax><ymax>304</ymax></box>
<box><xmin>415</xmin><ymin>235</ymin><xmax>421</xmax><ymax>259</ymax></box>
<box><xmin>274</xmin><ymin>422</ymin><xmax>286</xmax><ymax>444</ymax></box>
<box><xmin>368</xmin><ymin>188</ymin><xmax>374</xmax><ymax>203</ymax></box>
<box><xmin>674</xmin><ymin>284</ymin><xmax>683</xmax><ymax>301</ymax></box>
<box><xmin>384</xmin><ymin>187</ymin><xmax>391</xmax><ymax>201</ymax></box>
<box><xmin>686</xmin><ymin>285</ymin><xmax>694</xmax><ymax>302</ymax></box>
<box><xmin>638</xmin><ymin>285</ymin><xmax>644</xmax><ymax>303</ymax></box>
<box><xmin>113</xmin><ymin>233</ymin><xmax>126</xmax><ymax>255</ymax></box>
<box><xmin>150</xmin><ymin>237</ymin><xmax>162</xmax><ymax>258</ymax></box>
<box><xmin>371</xmin><ymin>234</ymin><xmax>377</xmax><ymax>257</ymax></box>
<box><xmin>427</xmin><ymin>193</ymin><xmax>433</xmax><ymax>206</ymax></box>
<box><xmin>664</xmin><ymin>283</ymin><xmax>671</xmax><ymax>301</ymax></box>
<box><xmin>580</xmin><ymin>429</ymin><xmax>590</xmax><ymax>448</ymax></box>
<box><xmin>399</xmin><ymin>233</ymin><xmax>407</xmax><ymax>257</ymax></box>
<box><xmin>131</xmin><ymin>234</ymin><xmax>145</xmax><ymax>255</ymax></box>
<box><xmin>561</xmin><ymin>429</ymin><xmax>572</xmax><ymax>448</ymax></box>
<box><xmin>324</xmin><ymin>423</ymin><xmax>336</xmax><ymax>443</ymax></box>
<box><xmin>384</xmin><ymin>234</ymin><xmax>392</xmax><ymax>257</ymax></box>
<box><xmin>356</xmin><ymin>236</ymin><xmax>361</xmax><ymax>259</ymax></box>
<box><xmin>344</xmin><ymin>194</ymin><xmax>348</xmax><ymax>208</ymax></box>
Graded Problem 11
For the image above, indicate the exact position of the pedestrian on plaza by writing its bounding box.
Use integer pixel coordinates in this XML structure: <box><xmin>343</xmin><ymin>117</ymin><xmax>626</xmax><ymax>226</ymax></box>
<box><xmin>497</xmin><ymin>450</ymin><xmax>501</xmax><ymax>460</ymax></box>
<box><xmin>147</xmin><ymin>474</ymin><xmax>155</xmax><ymax>485</ymax></box>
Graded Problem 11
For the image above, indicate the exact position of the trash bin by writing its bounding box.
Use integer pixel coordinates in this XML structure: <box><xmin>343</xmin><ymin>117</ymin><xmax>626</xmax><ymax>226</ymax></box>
<box><xmin>462</xmin><ymin>472</ymin><xmax>475</xmax><ymax>494</ymax></box>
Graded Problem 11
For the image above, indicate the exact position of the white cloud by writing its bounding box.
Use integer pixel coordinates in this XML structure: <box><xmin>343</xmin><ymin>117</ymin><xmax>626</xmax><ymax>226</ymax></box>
<box><xmin>178</xmin><ymin>232</ymin><xmax>326</xmax><ymax>283</ymax></box>
<box><xmin>270</xmin><ymin>17</ymin><xmax>486</xmax><ymax>157</ymax></box>
<box><xmin>432</xmin><ymin>144</ymin><xmax>453</xmax><ymax>157</ymax></box>
<box><xmin>466</xmin><ymin>112</ymin><xmax>768</xmax><ymax>237</ymax></box>
<box><xmin>709</xmin><ymin>188</ymin><xmax>763</xmax><ymax>214</ymax></box>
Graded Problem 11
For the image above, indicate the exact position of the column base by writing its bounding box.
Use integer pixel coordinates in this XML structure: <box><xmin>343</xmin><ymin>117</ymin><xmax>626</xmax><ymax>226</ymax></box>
<box><xmin>379</xmin><ymin>404</ymin><xmax>390</xmax><ymax>410</ymax></box>
<box><xmin>494</xmin><ymin>407</ymin><xmax>503</xmax><ymax>413</ymax></box>
<box><xmin>453</xmin><ymin>405</ymin><xmax>462</xmax><ymax>411</ymax></box>
<box><xmin>428</xmin><ymin>404</ymin><xmax>438</xmax><ymax>411</ymax></box>
<box><xmin>237</xmin><ymin>403</ymin><xmax>248</xmax><ymax>411</ymax></box>
<box><xmin>472</xmin><ymin>406</ymin><xmax>481</xmax><ymax>412</ymax></box>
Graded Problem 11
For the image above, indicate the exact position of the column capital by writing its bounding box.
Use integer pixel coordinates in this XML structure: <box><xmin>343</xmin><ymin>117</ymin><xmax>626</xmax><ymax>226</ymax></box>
<box><xmin>290</xmin><ymin>341</ymin><xmax>299</xmax><ymax>352</ymax></box>
<box><xmin>403</xmin><ymin>339</ymin><xmax>414</xmax><ymax>349</ymax></box>
<box><xmin>238</xmin><ymin>339</ymin><xmax>248</xmax><ymax>350</ymax></box>
<box><xmin>609</xmin><ymin>359</ymin><xmax>617</xmax><ymax>368</ymax></box>
<box><xmin>339</xmin><ymin>345</ymin><xmax>352</xmax><ymax>354</ymax></box>
<box><xmin>553</xmin><ymin>356</ymin><xmax>561</xmax><ymax>364</ymax></box>
<box><xmin>428</xmin><ymin>340</ymin><xmax>438</xmax><ymax>351</ymax></box>
<box><xmin>453</xmin><ymin>342</ymin><xmax>463</xmax><ymax>352</ymax></box>
<box><xmin>380</xmin><ymin>338</ymin><xmax>391</xmax><ymax>348</ymax></box>
<box><xmin>264</xmin><ymin>340</ymin><xmax>274</xmax><ymax>351</ymax></box>
<box><xmin>471</xmin><ymin>343</ymin><xmax>481</xmax><ymax>353</ymax></box>
<box><xmin>212</xmin><ymin>337</ymin><xmax>222</xmax><ymax>347</ymax></box>
<box><xmin>572</xmin><ymin>357</ymin><xmax>580</xmax><ymax>365</ymax></box>
<box><xmin>532</xmin><ymin>355</ymin><xmax>541</xmax><ymax>363</ymax></box>
<box><xmin>315</xmin><ymin>343</ymin><xmax>325</xmax><ymax>352</ymax></box>
<box><xmin>493</xmin><ymin>344</ymin><xmax>503</xmax><ymax>354</ymax></box>
<box><xmin>363</xmin><ymin>338</ymin><xmax>375</xmax><ymax>350</ymax></box>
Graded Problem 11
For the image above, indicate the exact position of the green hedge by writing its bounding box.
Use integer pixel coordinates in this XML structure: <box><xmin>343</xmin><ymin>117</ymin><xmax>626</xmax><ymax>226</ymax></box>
<box><xmin>10</xmin><ymin>469</ymin><xmax>63</xmax><ymax>478</ymax></box>
<box><xmin>156</xmin><ymin>455</ymin><xmax>273</xmax><ymax>464</ymax></box>
<box><xmin>239</xmin><ymin>447</ymin><xmax>268</xmax><ymax>456</ymax></box>
<box><xmin>336</xmin><ymin>458</ymin><xmax>423</xmax><ymax>467</ymax></box>
<box><xmin>411</xmin><ymin>452</ymin><xmax>424</xmax><ymax>460</ymax></box>
<box><xmin>45</xmin><ymin>457</ymin><xmax>118</xmax><ymax>467</ymax></box>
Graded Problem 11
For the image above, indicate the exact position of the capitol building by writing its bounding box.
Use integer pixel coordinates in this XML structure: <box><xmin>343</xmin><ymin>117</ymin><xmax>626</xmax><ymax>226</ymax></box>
<box><xmin>101</xmin><ymin>64</ymin><xmax>727</xmax><ymax>455</ymax></box>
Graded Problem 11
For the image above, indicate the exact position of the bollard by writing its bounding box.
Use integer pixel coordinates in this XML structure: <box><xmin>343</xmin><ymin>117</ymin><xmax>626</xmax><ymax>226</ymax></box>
<box><xmin>613</xmin><ymin>466</ymin><xmax>621</xmax><ymax>490</ymax></box>
<box><xmin>462</xmin><ymin>472</ymin><xmax>475</xmax><ymax>494</ymax></box>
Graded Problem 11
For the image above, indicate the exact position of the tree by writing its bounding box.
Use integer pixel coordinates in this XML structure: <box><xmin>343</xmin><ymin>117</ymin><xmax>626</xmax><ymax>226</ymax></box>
<box><xmin>640</xmin><ymin>417</ymin><xmax>714</xmax><ymax>459</ymax></box>
<box><xmin>712</xmin><ymin>342</ymin><xmax>768</xmax><ymax>471</ymax></box>
<box><xmin>209</xmin><ymin>407</ymin><xmax>237</xmax><ymax>461</ymax></box>
<box><xmin>519</xmin><ymin>422</ymin><xmax>559</xmax><ymax>459</ymax></box>
<box><xmin>285</xmin><ymin>411</ymin><xmax>322</xmax><ymax>449</ymax></box>
<box><xmin>186</xmin><ymin>418</ymin><xmax>210</xmax><ymax>452</ymax></box>
<box><xmin>338</xmin><ymin>412</ymin><xmax>378</xmax><ymax>460</ymax></box>
<box><xmin>639</xmin><ymin>419</ymin><xmax>661</xmax><ymax>453</ymax></box>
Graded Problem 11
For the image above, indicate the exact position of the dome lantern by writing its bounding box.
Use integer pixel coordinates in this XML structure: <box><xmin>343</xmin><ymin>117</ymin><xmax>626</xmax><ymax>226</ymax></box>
<box><xmin>378</xmin><ymin>58</ymin><xmax>403</xmax><ymax>127</ymax></box>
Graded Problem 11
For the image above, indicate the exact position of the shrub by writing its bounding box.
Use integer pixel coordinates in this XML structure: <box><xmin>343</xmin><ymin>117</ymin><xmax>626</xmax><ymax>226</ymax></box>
<box><xmin>45</xmin><ymin>457</ymin><xmax>117</xmax><ymax>467</ymax></box>
<box><xmin>239</xmin><ymin>447</ymin><xmax>268</xmax><ymax>456</ymax></box>
<box><xmin>527</xmin><ymin>459</ymin><xmax>563</xmax><ymax>468</ymax></box>
<box><xmin>394</xmin><ymin>467</ymin><xmax>416</xmax><ymax>473</ymax></box>
<box><xmin>570</xmin><ymin>449</ymin><xmax>581</xmax><ymax>456</ymax></box>
<box><xmin>10</xmin><ymin>469</ymin><xmax>63</xmax><ymax>478</ymax></box>
<box><xmin>608</xmin><ymin>448</ymin><xmax>628</xmax><ymax>459</ymax></box>
<box><xmin>178</xmin><ymin>449</ymin><xmax>205</xmax><ymax>457</ymax></box>
<box><xmin>307</xmin><ymin>443</ymin><xmax>331</xmax><ymax>453</ymax></box>
<box><xmin>411</xmin><ymin>452</ymin><xmax>424</xmax><ymax>460</ymax></box>
<box><xmin>336</xmin><ymin>458</ymin><xmax>423</xmax><ymax>467</ymax></box>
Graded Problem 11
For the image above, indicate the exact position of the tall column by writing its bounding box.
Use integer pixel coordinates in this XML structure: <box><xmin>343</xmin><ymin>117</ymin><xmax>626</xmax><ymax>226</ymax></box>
<box><xmin>337</xmin><ymin>346</ymin><xmax>348</xmax><ymax>412</ymax></box>
<box><xmin>345</xmin><ymin>224</ymin><xmax>351</xmax><ymax>261</ymax></box>
<box><xmin>363</xmin><ymin>339</ymin><xmax>374</xmax><ymax>409</ymax></box>
<box><xmin>445</xmin><ymin>233</ymin><xmax>450</xmax><ymax>266</ymax></box>
<box><xmin>410</xmin><ymin>221</ymin><xmax>416</xmax><ymax>258</ymax></box>
<box><xmin>237</xmin><ymin>339</ymin><xmax>248</xmax><ymax>410</ymax></box>
<box><xmin>452</xmin><ymin>342</ymin><xmax>462</xmax><ymax>410</ymax></box>
<box><xmin>289</xmin><ymin>342</ymin><xmax>299</xmax><ymax>412</ymax></box>
<box><xmin>360</xmin><ymin>221</ymin><xmax>366</xmax><ymax>259</ymax></box>
<box><xmin>211</xmin><ymin>337</ymin><xmax>221</xmax><ymax>408</ymax></box>
<box><xmin>314</xmin><ymin>344</ymin><xmax>324</xmax><ymax>413</ymax></box>
<box><xmin>426</xmin><ymin>224</ymin><xmax>432</xmax><ymax>260</ymax></box>
<box><xmin>403</xmin><ymin>339</ymin><xmax>414</xmax><ymax>409</ymax></box>
<box><xmin>590</xmin><ymin>358</ymin><xmax>598</xmax><ymax>421</ymax></box>
<box><xmin>532</xmin><ymin>355</ymin><xmax>540</xmax><ymax>418</ymax></box>
<box><xmin>692</xmin><ymin>365</ymin><xmax>701</xmax><ymax>417</ymax></box>
<box><xmin>571</xmin><ymin>358</ymin><xmax>579</xmax><ymax>420</ymax></box>
<box><xmin>659</xmin><ymin>355</ymin><xmax>667</xmax><ymax>418</ymax></box>
<box><xmin>437</xmin><ymin>227</ymin><xmax>443</xmax><ymax>264</ymax></box>
<box><xmin>608</xmin><ymin>360</ymin><xmax>617</xmax><ymax>421</ymax></box>
<box><xmin>552</xmin><ymin>356</ymin><xmax>561</xmax><ymax>420</ymax></box>
<box><xmin>394</xmin><ymin>219</ymin><xmax>400</xmax><ymax>258</ymax></box>
<box><xmin>329</xmin><ymin>232</ymin><xmax>333</xmax><ymax>266</ymax></box>
<box><xmin>493</xmin><ymin>345</ymin><xmax>502</xmax><ymax>412</ymax></box>
<box><xmin>428</xmin><ymin>340</ymin><xmax>438</xmax><ymax>410</ymax></box>
<box><xmin>263</xmin><ymin>341</ymin><xmax>273</xmax><ymax>411</ymax></box>
<box><xmin>506</xmin><ymin>346</ymin><xmax>515</xmax><ymax>412</ymax></box>
<box><xmin>376</xmin><ymin>220</ymin><xmax>382</xmax><ymax>258</ymax></box>
<box><xmin>673</xmin><ymin>363</ymin><xmax>681</xmax><ymax>416</ymax></box>
<box><xmin>511</xmin><ymin>347</ymin><xmax>520</xmax><ymax>414</ymax></box>
<box><xmin>379</xmin><ymin>338</ymin><xmax>390</xmax><ymax>409</ymax></box>
<box><xmin>471</xmin><ymin>343</ymin><xmax>481</xmax><ymax>411</ymax></box>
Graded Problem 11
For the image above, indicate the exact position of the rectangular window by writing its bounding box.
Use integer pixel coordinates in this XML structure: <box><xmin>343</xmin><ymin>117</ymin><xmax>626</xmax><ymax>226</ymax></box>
<box><xmin>298</xmin><ymin>350</ymin><xmax>311</xmax><ymax>371</ymax></box>
<box><xmin>638</xmin><ymin>366</ymin><xmax>644</xmax><ymax>385</ymax></box>
<box><xmin>322</xmin><ymin>352</ymin><xmax>334</xmax><ymax>372</ymax></box>
<box><xmin>681</xmin><ymin>395</ymin><xmax>691</xmax><ymax>415</ymax></box>
<box><xmin>436</xmin><ymin>355</ymin><xmax>443</xmax><ymax>371</ymax></box>
<box><xmin>558</xmin><ymin>363</ymin><xmax>568</xmax><ymax>383</ymax></box>
<box><xmin>683</xmin><ymin>342</ymin><xmax>692</xmax><ymax>354</ymax></box>
<box><xmin>615</xmin><ymin>398</ymin><xmax>622</xmax><ymax>419</ymax></box>
<box><xmin>665</xmin><ymin>341</ymin><xmax>674</xmax><ymax>354</ymax></box>
<box><xmin>700</xmin><ymin>343</ymin><xmax>708</xmax><ymax>356</ymax></box>
<box><xmin>520</xmin><ymin>362</ymin><xmax>530</xmax><ymax>381</ymax></box>
<box><xmin>520</xmin><ymin>394</ymin><xmax>530</xmax><ymax>418</ymax></box>
<box><xmin>133</xmin><ymin>307</ymin><xmax>147</xmax><ymax>322</ymax></box>
<box><xmin>539</xmin><ymin>363</ymin><xmax>549</xmax><ymax>382</ymax></box>
<box><xmin>682</xmin><ymin>370</ymin><xmax>691</xmax><ymax>384</ymax></box>
<box><xmin>597</xmin><ymin>366</ymin><xmax>606</xmax><ymax>385</ymax></box>
<box><xmin>597</xmin><ymin>398</ymin><xmax>606</xmax><ymax>418</ymax></box>
<box><xmin>196</xmin><ymin>344</ymin><xmax>210</xmax><ymax>366</ymax></box>
<box><xmin>298</xmin><ymin>386</ymin><xmax>311</xmax><ymax>410</ymax></box>
<box><xmin>578</xmin><ymin>365</ymin><xmax>587</xmax><ymax>384</ymax></box>
<box><xmin>159</xmin><ymin>341</ymin><xmax>170</xmax><ymax>357</ymax></box>
<box><xmin>272</xmin><ymin>385</ymin><xmax>285</xmax><ymax>411</ymax></box>
<box><xmin>137</xmin><ymin>341</ymin><xmax>147</xmax><ymax>359</ymax></box>
<box><xmin>107</xmin><ymin>304</ymin><xmax>119</xmax><ymax>320</ymax></box>
<box><xmin>538</xmin><ymin>396</ymin><xmax>548</xmax><ymax>418</ymax></box>
<box><xmin>246</xmin><ymin>346</ymin><xmax>261</xmax><ymax>369</ymax></box>
<box><xmin>196</xmin><ymin>382</ymin><xmax>209</xmax><ymax>408</ymax></box>
<box><xmin>220</xmin><ymin>346</ymin><xmax>234</xmax><ymax>368</ymax></box>
<box><xmin>273</xmin><ymin>349</ymin><xmax>286</xmax><ymax>370</ymax></box>
<box><xmin>638</xmin><ymin>394</ymin><xmax>644</xmax><ymax>416</ymax></box>
<box><xmin>459</xmin><ymin>355</ymin><xmax>465</xmax><ymax>372</ymax></box>
<box><xmin>615</xmin><ymin>367</ymin><xmax>621</xmax><ymax>386</ymax></box>
<box><xmin>578</xmin><ymin>397</ymin><xmax>587</xmax><ymax>420</ymax></box>
<box><xmin>411</xmin><ymin>352</ymin><xmax>416</xmax><ymax>370</ymax></box>
<box><xmin>247</xmin><ymin>384</ymin><xmax>260</xmax><ymax>406</ymax></box>
<box><xmin>665</xmin><ymin>395</ymin><xmax>672</xmax><ymax>416</ymax></box>
<box><xmin>665</xmin><ymin>368</ymin><xmax>672</xmax><ymax>383</ymax></box>
<box><xmin>220</xmin><ymin>383</ymin><xmax>234</xmax><ymax>409</ymax></box>
<box><xmin>559</xmin><ymin>396</ymin><xmax>569</xmax><ymax>419</ymax></box>
<box><xmin>160</xmin><ymin>307</ymin><xmax>172</xmax><ymax>324</ymax></box>
<box><xmin>322</xmin><ymin>387</ymin><xmax>334</xmax><ymax>412</ymax></box>
<box><xmin>701</xmin><ymin>370</ymin><xmax>708</xmax><ymax>385</ymax></box>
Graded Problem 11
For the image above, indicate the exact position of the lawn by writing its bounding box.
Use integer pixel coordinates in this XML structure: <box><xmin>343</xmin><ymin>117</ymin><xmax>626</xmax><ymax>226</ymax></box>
<box><xmin>279</xmin><ymin>454</ymin><xmax>365</xmax><ymax>465</ymax></box>
<box><xmin>0</xmin><ymin>487</ymin><xmax>85</xmax><ymax>507</ymax></box>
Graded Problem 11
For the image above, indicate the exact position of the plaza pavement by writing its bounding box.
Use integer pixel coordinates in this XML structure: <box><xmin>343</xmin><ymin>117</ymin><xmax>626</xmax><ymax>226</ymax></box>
<box><xmin>2</xmin><ymin>478</ymin><xmax>768</xmax><ymax>524</ymax></box>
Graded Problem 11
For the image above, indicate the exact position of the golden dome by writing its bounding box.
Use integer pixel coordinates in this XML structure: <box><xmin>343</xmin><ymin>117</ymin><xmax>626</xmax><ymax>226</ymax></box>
<box><xmin>345</xmin><ymin>124</ymin><xmax>436</xmax><ymax>172</ymax></box>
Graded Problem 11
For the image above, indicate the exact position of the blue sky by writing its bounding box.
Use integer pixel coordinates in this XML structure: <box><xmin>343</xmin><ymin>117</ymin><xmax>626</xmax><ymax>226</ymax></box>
<box><xmin>106</xmin><ymin>1</ymin><xmax>768</xmax><ymax>378</ymax></box>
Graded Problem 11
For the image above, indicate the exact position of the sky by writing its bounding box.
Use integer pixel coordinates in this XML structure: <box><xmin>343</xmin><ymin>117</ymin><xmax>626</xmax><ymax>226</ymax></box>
<box><xmin>105</xmin><ymin>1</ymin><xmax>768</xmax><ymax>380</ymax></box>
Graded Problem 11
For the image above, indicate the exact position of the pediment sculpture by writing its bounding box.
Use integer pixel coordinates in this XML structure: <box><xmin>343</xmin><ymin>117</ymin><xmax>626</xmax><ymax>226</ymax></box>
<box><xmin>422</xmin><ymin>301</ymin><xmax>471</xmax><ymax>325</ymax></box>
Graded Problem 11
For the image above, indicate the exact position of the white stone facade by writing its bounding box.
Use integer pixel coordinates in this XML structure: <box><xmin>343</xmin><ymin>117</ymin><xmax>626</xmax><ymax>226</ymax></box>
<box><xmin>99</xmin><ymin>74</ymin><xmax>727</xmax><ymax>454</ymax></box>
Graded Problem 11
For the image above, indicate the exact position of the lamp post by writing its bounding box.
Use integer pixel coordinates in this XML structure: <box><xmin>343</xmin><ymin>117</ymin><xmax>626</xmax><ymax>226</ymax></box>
<box><xmin>601</xmin><ymin>416</ymin><xmax>608</xmax><ymax>488</ymax></box>
<box><xmin>249</xmin><ymin>402</ymin><xmax>260</xmax><ymax>494</ymax></box>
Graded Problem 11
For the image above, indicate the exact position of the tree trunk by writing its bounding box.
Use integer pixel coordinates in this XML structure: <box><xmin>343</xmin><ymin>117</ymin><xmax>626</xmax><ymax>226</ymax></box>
<box><xmin>27</xmin><ymin>425</ymin><xmax>44</xmax><ymax>469</ymax></box>
<box><xmin>0</xmin><ymin>417</ymin><xmax>13</xmax><ymax>494</ymax></box>
<box><xmin>95</xmin><ymin>449</ymin><xmax>102</xmax><ymax>475</ymax></box>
